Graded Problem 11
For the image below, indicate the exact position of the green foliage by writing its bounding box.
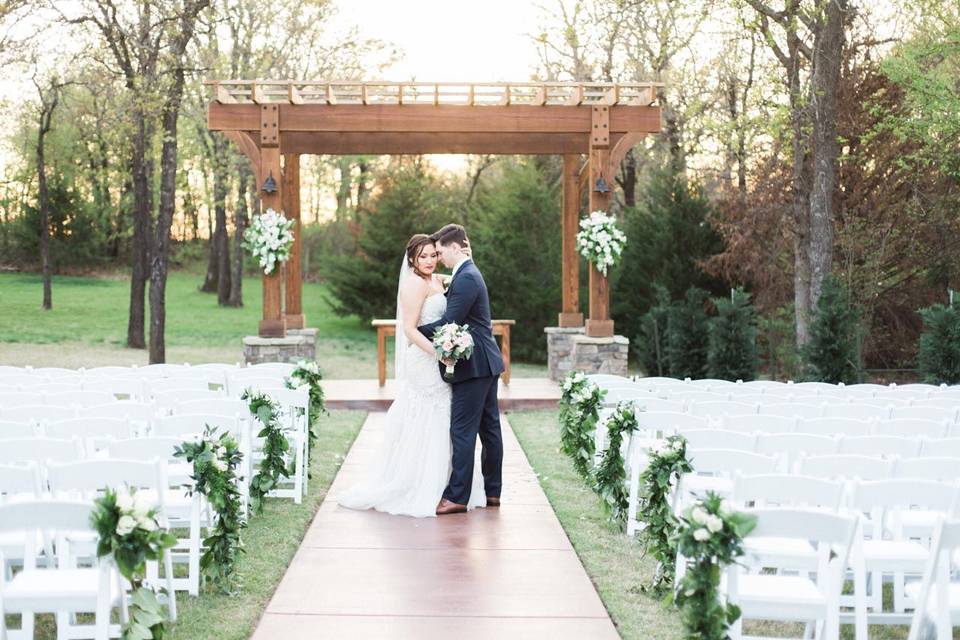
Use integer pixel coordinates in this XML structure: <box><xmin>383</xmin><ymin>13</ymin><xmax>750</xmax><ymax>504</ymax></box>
<box><xmin>613</xmin><ymin>169</ymin><xmax>727</xmax><ymax>347</ymax></box>
<box><xmin>558</xmin><ymin>372</ymin><xmax>605</xmax><ymax>479</ymax></box>
<box><xmin>638</xmin><ymin>434</ymin><xmax>692</xmax><ymax>593</ymax></box>
<box><xmin>174</xmin><ymin>426</ymin><xmax>246</xmax><ymax>594</ymax></box>
<box><xmin>592</xmin><ymin>403</ymin><xmax>640</xmax><ymax>525</ymax></box>
<box><xmin>471</xmin><ymin>159</ymin><xmax>561</xmax><ymax>362</ymax></box>
<box><xmin>917</xmin><ymin>299</ymin><xmax>960</xmax><ymax>384</ymax></box>
<box><xmin>666</xmin><ymin>287</ymin><xmax>711</xmax><ymax>379</ymax></box>
<box><xmin>285</xmin><ymin>359</ymin><xmax>327</xmax><ymax>470</ymax></box>
<box><xmin>758</xmin><ymin>305</ymin><xmax>800</xmax><ymax>381</ymax></box>
<box><xmin>802</xmin><ymin>276</ymin><xmax>863</xmax><ymax>383</ymax></box>
<box><xmin>91</xmin><ymin>487</ymin><xmax>177</xmax><ymax>639</ymax></box>
<box><xmin>707</xmin><ymin>288</ymin><xmax>759</xmax><ymax>381</ymax></box>
<box><xmin>325</xmin><ymin>163</ymin><xmax>457</xmax><ymax>321</ymax></box>
<box><xmin>673</xmin><ymin>493</ymin><xmax>757</xmax><ymax>640</ymax></box>
<box><xmin>635</xmin><ymin>286</ymin><xmax>672</xmax><ymax>377</ymax></box>
<box><xmin>242</xmin><ymin>389</ymin><xmax>294</xmax><ymax>514</ymax></box>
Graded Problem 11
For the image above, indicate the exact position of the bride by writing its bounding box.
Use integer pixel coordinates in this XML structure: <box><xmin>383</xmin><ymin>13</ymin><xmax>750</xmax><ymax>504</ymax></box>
<box><xmin>337</xmin><ymin>234</ymin><xmax>485</xmax><ymax>517</ymax></box>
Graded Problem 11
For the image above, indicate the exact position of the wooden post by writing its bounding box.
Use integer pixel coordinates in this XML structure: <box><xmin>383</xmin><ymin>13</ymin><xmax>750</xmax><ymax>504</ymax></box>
<box><xmin>559</xmin><ymin>154</ymin><xmax>583</xmax><ymax>327</ymax></box>
<box><xmin>586</xmin><ymin>106</ymin><xmax>614</xmax><ymax>338</ymax></box>
<box><xmin>282</xmin><ymin>154</ymin><xmax>305</xmax><ymax>329</ymax></box>
<box><xmin>258</xmin><ymin>103</ymin><xmax>286</xmax><ymax>338</ymax></box>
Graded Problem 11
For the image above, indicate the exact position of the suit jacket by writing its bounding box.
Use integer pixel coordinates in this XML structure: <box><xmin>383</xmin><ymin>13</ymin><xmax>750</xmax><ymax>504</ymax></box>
<box><xmin>418</xmin><ymin>259</ymin><xmax>505</xmax><ymax>384</ymax></box>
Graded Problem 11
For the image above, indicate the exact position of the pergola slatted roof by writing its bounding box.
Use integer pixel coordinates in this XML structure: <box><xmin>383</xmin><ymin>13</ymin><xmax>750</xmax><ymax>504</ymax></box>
<box><xmin>207</xmin><ymin>79</ymin><xmax>663</xmax><ymax>340</ymax></box>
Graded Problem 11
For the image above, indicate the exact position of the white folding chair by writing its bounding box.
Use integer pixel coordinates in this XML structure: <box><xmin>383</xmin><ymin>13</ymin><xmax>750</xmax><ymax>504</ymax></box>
<box><xmin>0</xmin><ymin>437</ymin><xmax>84</xmax><ymax>467</ymax></box>
<box><xmin>798</xmin><ymin>417</ymin><xmax>873</xmax><ymax>438</ymax></box>
<box><xmin>47</xmin><ymin>459</ymin><xmax>179</xmax><ymax>612</ymax></box>
<box><xmin>250</xmin><ymin>386</ymin><xmax>309</xmax><ymax>502</ymax></box>
<box><xmin>174</xmin><ymin>398</ymin><xmax>247</xmax><ymax>418</ymax></box>
<box><xmin>79</xmin><ymin>402</ymin><xmax>155</xmax><ymax>436</ymax></box>
<box><xmin>80</xmin><ymin>377</ymin><xmax>145</xmax><ymax>401</ymax></box>
<box><xmin>839</xmin><ymin>435</ymin><xmax>922</xmax><ymax>458</ymax></box>
<box><xmin>892</xmin><ymin>406</ymin><xmax>959</xmax><ymax>424</ymax></box>
<box><xmin>2</xmin><ymin>404</ymin><xmax>76</xmax><ymax>424</ymax></box>
<box><xmin>906</xmin><ymin>519</ymin><xmax>960</xmax><ymax>640</ymax></box>
<box><xmin>875</xmin><ymin>418</ymin><xmax>948</xmax><ymax>439</ymax></box>
<box><xmin>585</xmin><ymin>374</ymin><xmax>633</xmax><ymax>386</ymax></box>
<box><xmin>0</xmin><ymin>462</ymin><xmax>44</xmax><ymax>575</ymax></box>
<box><xmin>739</xmin><ymin>380</ymin><xmax>791</xmax><ymax>394</ymax></box>
<box><xmin>823</xmin><ymin>403</ymin><xmax>892</xmax><ymax>421</ymax></box>
<box><xmin>888</xmin><ymin>383</ymin><xmax>937</xmax><ymax>399</ymax></box>
<box><xmin>0</xmin><ymin>500</ymin><xmax>126</xmax><ymax>640</ymax></box>
<box><xmin>756</xmin><ymin>433</ymin><xmax>839</xmax><ymax>471</ymax></box>
<box><xmin>671</xmin><ymin>391</ymin><xmax>731</xmax><ymax>404</ymax></box>
<box><xmin>850</xmin><ymin>479</ymin><xmax>960</xmax><ymax>619</ymax></box>
<box><xmin>727</xmin><ymin>394</ymin><xmax>771</xmax><ymax>405</ymax></box>
<box><xmin>677</xmin><ymin>449</ymin><xmax>778</xmax><ymax>509</ymax></box>
<box><xmin>149</xmin><ymin>378</ymin><xmax>217</xmax><ymax>395</ymax></box>
<box><xmin>0</xmin><ymin>420</ymin><xmax>36</xmax><ymax>439</ymax></box>
<box><xmin>43</xmin><ymin>417</ymin><xmax>134</xmax><ymax>455</ymax></box>
<box><xmin>626</xmin><ymin>397</ymin><xmax>686</xmax><ymax>414</ymax></box>
<box><xmin>760</xmin><ymin>402</ymin><xmax>825</xmax><ymax>419</ymax></box>
<box><xmin>682</xmin><ymin>429</ymin><xmax>756</xmax><ymax>452</ymax></box>
<box><xmin>136</xmin><ymin>364</ymin><xmax>191</xmax><ymax>378</ymax></box>
<box><xmin>921</xmin><ymin>438</ymin><xmax>960</xmax><ymax>458</ymax></box>
<box><xmin>47</xmin><ymin>391</ymin><xmax>115</xmax><ymax>408</ymax></box>
<box><xmin>688</xmin><ymin>401</ymin><xmax>759</xmax><ymax>418</ymax></box>
<box><xmin>36</xmin><ymin>382</ymin><xmax>84</xmax><ymax>395</ymax></box>
<box><xmin>724</xmin><ymin>509</ymin><xmax>864</xmax><ymax>640</ymax></box>
<box><xmin>245</xmin><ymin>362</ymin><xmax>296</xmax><ymax>376</ymax></box>
<box><xmin>721</xmin><ymin>414</ymin><xmax>797</xmax><ymax>435</ymax></box>
<box><xmin>33</xmin><ymin>367</ymin><xmax>78</xmax><ymax>378</ymax></box>
<box><xmin>227</xmin><ymin>376</ymin><xmax>288</xmax><ymax>396</ymax></box>
<box><xmin>0</xmin><ymin>392</ymin><xmax>45</xmax><ymax>408</ymax></box>
<box><xmin>83</xmin><ymin>366</ymin><xmax>138</xmax><ymax>378</ymax></box>
<box><xmin>896</xmin><ymin>457</ymin><xmax>960</xmax><ymax>482</ymax></box>
<box><xmin>792</xmin><ymin>381</ymin><xmax>845</xmax><ymax>395</ymax></box>
<box><xmin>635</xmin><ymin>411</ymin><xmax>709</xmax><ymax>437</ymax></box>
<box><xmin>797</xmin><ymin>454</ymin><xmax>894</xmax><ymax>482</ymax></box>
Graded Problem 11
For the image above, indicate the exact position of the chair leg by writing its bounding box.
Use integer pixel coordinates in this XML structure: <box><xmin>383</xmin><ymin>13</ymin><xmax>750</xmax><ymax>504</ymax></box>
<box><xmin>894</xmin><ymin>570</ymin><xmax>906</xmax><ymax>613</ymax></box>
<box><xmin>188</xmin><ymin>496</ymin><xmax>201</xmax><ymax>596</ymax></box>
<box><xmin>164</xmin><ymin>549</ymin><xmax>177</xmax><ymax>622</ymax></box>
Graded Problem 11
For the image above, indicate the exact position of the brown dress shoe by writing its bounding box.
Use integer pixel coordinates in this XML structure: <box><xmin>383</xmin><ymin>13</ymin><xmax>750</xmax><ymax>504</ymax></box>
<box><xmin>486</xmin><ymin>496</ymin><xmax>501</xmax><ymax>507</ymax></box>
<box><xmin>436</xmin><ymin>498</ymin><xmax>467</xmax><ymax>515</ymax></box>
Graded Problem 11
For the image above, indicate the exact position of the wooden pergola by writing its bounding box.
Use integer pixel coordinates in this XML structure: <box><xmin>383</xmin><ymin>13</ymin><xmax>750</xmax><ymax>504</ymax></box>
<box><xmin>206</xmin><ymin>80</ymin><xmax>662</xmax><ymax>339</ymax></box>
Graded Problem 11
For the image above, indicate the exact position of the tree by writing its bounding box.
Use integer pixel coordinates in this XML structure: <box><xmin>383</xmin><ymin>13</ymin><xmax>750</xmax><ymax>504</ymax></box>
<box><xmin>917</xmin><ymin>300</ymin><xmax>960</xmax><ymax>385</ymax></box>
<box><xmin>665</xmin><ymin>287</ymin><xmax>711</xmax><ymax>379</ymax></box>
<box><xmin>635</xmin><ymin>286</ymin><xmax>672</xmax><ymax>377</ymax></box>
<box><xmin>802</xmin><ymin>275</ymin><xmax>862</xmax><ymax>383</ymax></box>
<box><xmin>707</xmin><ymin>288</ymin><xmax>759</xmax><ymax>381</ymax></box>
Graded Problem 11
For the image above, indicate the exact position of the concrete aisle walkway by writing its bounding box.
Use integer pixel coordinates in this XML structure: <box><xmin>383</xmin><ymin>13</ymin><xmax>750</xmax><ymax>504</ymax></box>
<box><xmin>250</xmin><ymin>412</ymin><xmax>619</xmax><ymax>640</ymax></box>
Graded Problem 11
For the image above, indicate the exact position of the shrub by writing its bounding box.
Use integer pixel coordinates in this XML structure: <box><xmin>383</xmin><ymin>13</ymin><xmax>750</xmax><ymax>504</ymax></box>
<box><xmin>802</xmin><ymin>276</ymin><xmax>862</xmax><ymax>383</ymax></box>
<box><xmin>666</xmin><ymin>287</ymin><xmax>711</xmax><ymax>379</ymax></box>
<box><xmin>917</xmin><ymin>299</ymin><xmax>960</xmax><ymax>384</ymax></box>
<box><xmin>707</xmin><ymin>288</ymin><xmax>758</xmax><ymax>381</ymax></box>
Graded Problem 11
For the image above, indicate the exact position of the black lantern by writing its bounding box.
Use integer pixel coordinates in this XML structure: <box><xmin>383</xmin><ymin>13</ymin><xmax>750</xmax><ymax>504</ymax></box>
<box><xmin>593</xmin><ymin>176</ymin><xmax>610</xmax><ymax>194</ymax></box>
<box><xmin>261</xmin><ymin>172</ymin><xmax>278</xmax><ymax>194</ymax></box>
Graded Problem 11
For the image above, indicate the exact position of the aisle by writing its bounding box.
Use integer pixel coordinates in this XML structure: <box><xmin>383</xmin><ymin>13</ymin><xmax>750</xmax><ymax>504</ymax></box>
<box><xmin>250</xmin><ymin>412</ymin><xmax>619</xmax><ymax>639</ymax></box>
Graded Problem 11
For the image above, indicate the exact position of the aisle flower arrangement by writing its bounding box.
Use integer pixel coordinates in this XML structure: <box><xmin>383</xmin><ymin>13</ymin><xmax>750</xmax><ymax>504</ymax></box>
<box><xmin>592</xmin><ymin>402</ymin><xmax>640</xmax><ymax>525</ymax></box>
<box><xmin>242</xmin><ymin>389</ymin><xmax>294</xmax><ymax>514</ymax></box>
<box><xmin>285</xmin><ymin>360</ymin><xmax>327</xmax><ymax>468</ymax></box>
<box><xmin>242</xmin><ymin>208</ymin><xmax>295</xmax><ymax>275</ymax></box>
<box><xmin>91</xmin><ymin>488</ymin><xmax>177</xmax><ymax>639</ymax></box>
<box><xmin>559</xmin><ymin>371</ymin><xmax>606</xmax><ymax>479</ymax></box>
<box><xmin>576</xmin><ymin>210</ymin><xmax>626</xmax><ymax>276</ymax></box>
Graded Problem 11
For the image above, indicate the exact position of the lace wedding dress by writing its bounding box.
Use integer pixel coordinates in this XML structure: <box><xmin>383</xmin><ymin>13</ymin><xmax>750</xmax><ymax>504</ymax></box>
<box><xmin>337</xmin><ymin>292</ymin><xmax>485</xmax><ymax>517</ymax></box>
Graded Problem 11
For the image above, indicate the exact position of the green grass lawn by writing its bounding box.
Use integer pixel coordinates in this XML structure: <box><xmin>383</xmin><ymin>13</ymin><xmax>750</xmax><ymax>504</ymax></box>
<box><xmin>508</xmin><ymin>410</ymin><xmax>919</xmax><ymax>640</ymax></box>
<box><xmin>9</xmin><ymin>409</ymin><xmax>366</xmax><ymax>640</ymax></box>
<box><xmin>0</xmin><ymin>272</ymin><xmax>548</xmax><ymax>378</ymax></box>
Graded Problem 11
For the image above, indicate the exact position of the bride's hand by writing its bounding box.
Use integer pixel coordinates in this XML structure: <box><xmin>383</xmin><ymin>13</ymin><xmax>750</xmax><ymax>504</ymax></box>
<box><xmin>462</xmin><ymin>240</ymin><xmax>472</xmax><ymax>259</ymax></box>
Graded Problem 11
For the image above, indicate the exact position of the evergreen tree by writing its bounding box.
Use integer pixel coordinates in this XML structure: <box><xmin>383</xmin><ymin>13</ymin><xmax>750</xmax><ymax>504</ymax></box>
<box><xmin>666</xmin><ymin>287</ymin><xmax>710</xmax><ymax>379</ymax></box>
<box><xmin>707</xmin><ymin>288</ymin><xmax>759</xmax><ymax>381</ymax></box>
<box><xmin>471</xmin><ymin>159</ymin><xmax>561</xmax><ymax>362</ymax></box>
<box><xmin>612</xmin><ymin>169</ymin><xmax>727</xmax><ymax>347</ymax></box>
<box><xmin>802</xmin><ymin>276</ymin><xmax>862</xmax><ymax>383</ymax></box>
<box><xmin>635</xmin><ymin>285</ymin><xmax>672</xmax><ymax>377</ymax></box>
<box><xmin>917</xmin><ymin>299</ymin><xmax>960</xmax><ymax>384</ymax></box>
<box><xmin>326</xmin><ymin>163</ymin><xmax>456</xmax><ymax>321</ymax></box>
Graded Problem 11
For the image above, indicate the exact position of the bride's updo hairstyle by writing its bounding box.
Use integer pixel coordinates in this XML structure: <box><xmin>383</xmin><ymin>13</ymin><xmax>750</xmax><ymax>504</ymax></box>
<box><xmin>405</xmin><ymin>233</ymin><xmax>434</xmax><ymax>278</ymax></box>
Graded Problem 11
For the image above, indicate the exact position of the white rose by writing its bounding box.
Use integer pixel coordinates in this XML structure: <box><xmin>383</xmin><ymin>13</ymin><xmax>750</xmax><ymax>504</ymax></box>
<box><xmin>133</xmin><ymin>491</ymin><xmax>155</xmax><ymax>518</ymax></box>
<box><xmin>706</xmin><ymin>515</ymin><xmax>724</xmax><ymax>533</ymax></box>
<box><xmin>116</xmin><ymin>492</ymin><xmax>134</xmax><ymax>513</ymax></box>
<box><xmin>693</xmin><ymin>527</ymin><xmax>711</xmax><ymax>542</ymax></box>
<box><xmin>672</xmin><ymin>440</ymin><xmax>683</xmax><ymax>451</ymax></box>
<box><xmin>116</xmin><ymin>515</ymin><xmax>137</xmax><ymax>537</ymax></box>
<box><xmin>138</xmin><ymin>515</ymin><xmax>158</xmax><ymax>532</ymax></box>
<box><xmin>213</xmin><ymin>457</ymin><xmax>228</xmax><ymax>472</ymax></box>
<box><xmin>691</xmin><ymin>507</ymin><xmax>708</xmax><ymax>525</ymax></box>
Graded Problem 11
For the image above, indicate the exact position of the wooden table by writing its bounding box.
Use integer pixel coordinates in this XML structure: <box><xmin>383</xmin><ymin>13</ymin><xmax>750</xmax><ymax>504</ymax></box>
<box><xmin>373</xmin><ymin>319</ymin><xmax>515</xmax><ymax>387</ymax></box>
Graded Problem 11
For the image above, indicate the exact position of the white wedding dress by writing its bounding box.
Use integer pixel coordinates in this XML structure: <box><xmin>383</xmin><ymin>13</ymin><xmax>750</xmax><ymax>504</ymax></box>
<box><xmin>337</xmin><ymin>292</ymin><xmax>485</xmax><ymax>517</ymax></box>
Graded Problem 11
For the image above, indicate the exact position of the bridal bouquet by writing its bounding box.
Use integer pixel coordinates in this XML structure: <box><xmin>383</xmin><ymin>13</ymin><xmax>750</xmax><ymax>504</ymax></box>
<box><xmin>577</xmin><ymin>210</ymin><xmax>626</xmax><ymax>276</ymax></box>
<box><xmin>243</xmin><ymin>208</ymin><xmax>295</xmax><ymax>275</ymax></box>
<box><xmin>432</xmin><ymin>323</ymin><xmax>474</xmax><ymax>379</ymax></box>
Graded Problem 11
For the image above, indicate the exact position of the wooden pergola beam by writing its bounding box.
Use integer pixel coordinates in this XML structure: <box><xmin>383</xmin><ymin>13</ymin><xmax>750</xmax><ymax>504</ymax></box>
<box><xmin>276</xmin><ymin>132</ymin><xmax>625</xmax><ymax>156</ymax></box>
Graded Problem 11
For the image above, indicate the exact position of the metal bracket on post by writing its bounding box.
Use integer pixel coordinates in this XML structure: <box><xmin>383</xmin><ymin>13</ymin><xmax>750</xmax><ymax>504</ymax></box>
<box><xmin>591</xmin><ymin>105</ymin><xmax>609</xmax><ymax>148</ymax></box>
<box><xmin>261</xmin><ymin>104</ymin><xmax>279</xmax><ymax>147</ymax></box>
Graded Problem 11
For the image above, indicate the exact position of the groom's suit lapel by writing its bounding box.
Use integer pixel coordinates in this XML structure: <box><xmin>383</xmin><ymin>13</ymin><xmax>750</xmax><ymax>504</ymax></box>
<box><xmin>445</xmin><ymin>259</ymin><xmax>473</xmax><ymax>297</ymax></box>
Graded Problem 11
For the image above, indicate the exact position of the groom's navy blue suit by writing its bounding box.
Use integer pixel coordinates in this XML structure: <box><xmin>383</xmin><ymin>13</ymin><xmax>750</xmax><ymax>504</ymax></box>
<box><xmin>418</xmin><ymin>259</ymin><xmax>505</xmax><ymax>505</ymax></box>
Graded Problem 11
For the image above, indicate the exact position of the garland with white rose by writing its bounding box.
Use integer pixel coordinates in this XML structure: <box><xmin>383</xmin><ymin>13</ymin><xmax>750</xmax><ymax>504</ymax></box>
<box><xmin>242</xmin><ymin>208</ymin><xmax>295</xmax><ymax>275</ymax></box>
<box><xmin>674</xmin><ymin>492</ymin><xmax>757</xmax><ymax>640</ymax></box>
<box><xmin>576</xmin><ymin>210</ymin><xmax>626</xmax><ymax>276</ymax></box>
<box><xmin>559</xmin><ymin>371</ymin><xmax>605</xmax><ymax>479</ymax></box>
<box><xmin>91</xmin><ymin>487</ymin><xmax>177</xmax><ymax>639</ymax></box>
<box><xmin>592</xmin><ymin>402</ymin><xmax>640</xmax><ymax>525</ymax></box>
<box><xmin>285</xmin><ymin>359</ymin><xmax>327</xmax><ymax>470</ymax></box>
<box><xmin>174</xmin><ymin>426</ymin><xmax>246</xmax><ymax>594</ymax></box>
<box><xmin>638</xmin><ymin>434</ymin><xmax>692</xmax><ymax>593</ymax></box>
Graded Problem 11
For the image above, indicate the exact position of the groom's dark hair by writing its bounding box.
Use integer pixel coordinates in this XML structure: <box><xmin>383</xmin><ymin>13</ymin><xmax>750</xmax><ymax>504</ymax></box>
<box><xmin>432</xmin><ymin>223</ymin><xmax>468</xmax><ymax>248</ymax></box>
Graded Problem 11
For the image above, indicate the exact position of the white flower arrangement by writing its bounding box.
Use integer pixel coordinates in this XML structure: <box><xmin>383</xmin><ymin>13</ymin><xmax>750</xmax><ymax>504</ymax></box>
<box><xmin>576</xmin><ymin>210</ymin><xmax>626</xmax><ymax>276</ymax></box>
<box><xmin>432</xmin><ymin>323</ymin><xmax>475</xmax><ymax>377</ymax></box>
<box><xmin>243</xmin><ymin>208</ymin><xmax>295</xmax><ymax>275</ymax></box>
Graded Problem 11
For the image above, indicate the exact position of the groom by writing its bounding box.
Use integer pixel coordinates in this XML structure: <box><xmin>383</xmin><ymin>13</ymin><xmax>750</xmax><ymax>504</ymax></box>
<box><xmin>418</xmin><ymin>224</ymin><xmax>505</xmax><ymax>515</ymax></box>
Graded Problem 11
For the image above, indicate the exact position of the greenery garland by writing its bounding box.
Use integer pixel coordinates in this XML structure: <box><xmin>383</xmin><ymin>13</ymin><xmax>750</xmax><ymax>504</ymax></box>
<box><xmin>91</xmin><ymin>487</ymin><xmax>177</xmax><ymax>639</ymax></box>
<box><xmin>638</xmin><ymin>433</ymin><xmax>692</xmax><ymax>593</ymax></box>
<box><xmin>674</xmin><ymin>492</ymin><xmax>757</xmax><ymax>640</ymax></box>
<box><xmin>285</xmin><ymin>359</ymin><xmax>327</xmax><ymax>470</ymax></box>
<box><xmin>558</xmin><ymin>372</ymin><xmax>605</xmax><ymax>479</ymax></box>
<box><xmin>242</xmin><ymin>389</ymin><xmax>294</xmax><ymax>514</ymax></box>
<box><xmin>592</xmin><ymin>402</ymin><xmax>640</xmax><ymax>525</ymax></box>
<box><xmin>174</xmin><ymin>425</ymin><xmax>246</xmax><ymax>594</ymax></box>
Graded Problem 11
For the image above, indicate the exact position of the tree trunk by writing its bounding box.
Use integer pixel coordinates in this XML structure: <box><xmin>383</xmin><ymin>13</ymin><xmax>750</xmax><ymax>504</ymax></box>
<box><xmin>228</xmin><ymin>165</ymin><xmax>249</xmax><ymax>307</ymax></box>
<box><xmin>127</xmin><ymin>113</ymin><xmax>153</xmax><ymax>350</ymax></box>
<box><xmin>214</xmin><ymin>136</ymin><xmax>231</xmax><ymax>305</ymax></box>
<box><xmin>807</xmin><ymin>0</ymin><xmax>846</xmax><ymax>308</ymax></box>
<box><xmin>356</xmin><ymin>160</ymin><xmax>370</xmax><ymax>212</ymax></box>
<box><xmin>37</xmin><ymin>110</ymin><xmax>52</xmax><ymax>311</ymax></box>
<box><xmin>621</xmin><ymin>149</ymin><xmax>637</xmax><ymax>208</ymax></box>
<box><xmin>200</xmin><ymin>186</ymin><xmax>218</xmax><ymax>292</ymax></box>
<box><xmin>335</xmin><ymin>157</ymin><xmax>351</xmax><ymax>221</ymax></box>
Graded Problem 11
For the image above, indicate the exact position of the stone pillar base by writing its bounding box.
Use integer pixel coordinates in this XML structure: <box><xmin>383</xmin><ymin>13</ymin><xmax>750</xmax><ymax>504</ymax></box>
<box><xmin>243</xmin><ymin>327</ymin><xmax>317</xmax><ymax>365</ymax></box>
<box><xmin>545</xmin><ymin>326</ymin><xmax>629</xmax><ymax>381</ymax></box>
